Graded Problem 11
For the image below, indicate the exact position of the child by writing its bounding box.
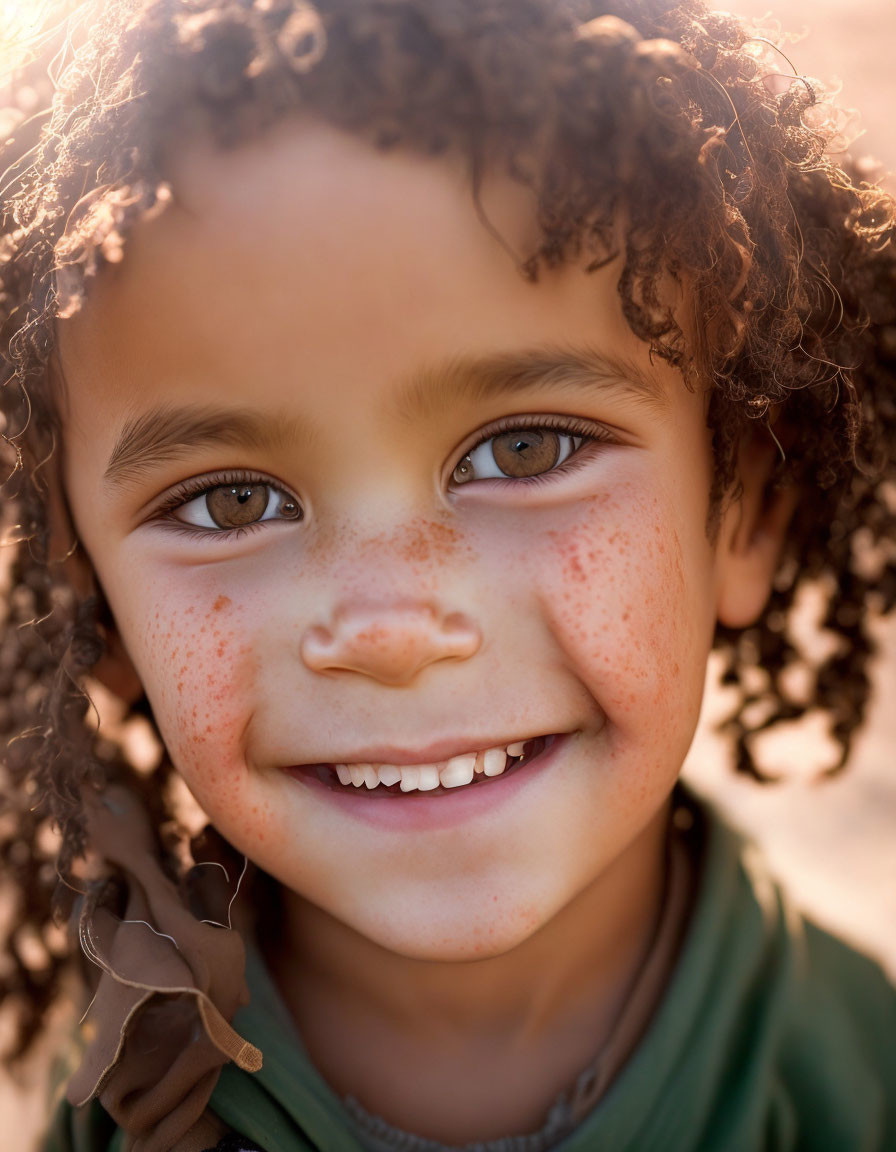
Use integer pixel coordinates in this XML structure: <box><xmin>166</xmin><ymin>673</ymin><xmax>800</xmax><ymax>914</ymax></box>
<box><xmin>0</xmin><ymin>0</ymin><xmax>894</xmax><ymax>1149</ymax></box>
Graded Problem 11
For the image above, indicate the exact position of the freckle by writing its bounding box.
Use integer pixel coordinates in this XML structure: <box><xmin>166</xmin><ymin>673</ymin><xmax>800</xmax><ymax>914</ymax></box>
<box><xmin>566</xmin><ymin>556</ymin><xmax>587</xmax><ymax>582</ymax></box>
<box><xmin>213</xmin><ymin>595</ymin><xmax>232</xmax><ymax>612</ymax></box>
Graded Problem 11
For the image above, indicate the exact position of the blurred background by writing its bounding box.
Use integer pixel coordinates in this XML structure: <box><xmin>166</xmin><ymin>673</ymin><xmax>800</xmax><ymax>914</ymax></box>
<box><xmin>685</xmin><ymin>0</ymin><xmax>896</xmax><ymax>979</ymax></box>
<box><xmin>1</xmin><ymin>0</ymin><xmax>895</xmax><ymax>1145</ymax></box>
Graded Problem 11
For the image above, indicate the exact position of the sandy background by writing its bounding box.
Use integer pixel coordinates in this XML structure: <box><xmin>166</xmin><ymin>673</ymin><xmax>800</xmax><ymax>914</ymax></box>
<box><xmin>2</xmin><ymin>0</ymin><xmax>895</xmax><ymax>1145</ymax></box>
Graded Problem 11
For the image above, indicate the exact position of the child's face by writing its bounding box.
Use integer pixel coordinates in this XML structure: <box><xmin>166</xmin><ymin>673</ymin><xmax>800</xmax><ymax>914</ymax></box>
<box><xmin>59</xmin><ymin>121</ymin><xmax>771</xmax><ymax>960</ymax></box>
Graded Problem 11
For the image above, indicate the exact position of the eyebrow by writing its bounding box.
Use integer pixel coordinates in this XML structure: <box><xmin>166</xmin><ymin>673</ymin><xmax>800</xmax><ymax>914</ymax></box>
<box><xmin>104</xmin><ymin>405</ymin><xmax>302</xmax><ymax>490</ymax></box>
<box><xmin>104</xmin><ymin>345</ymin><xmax>667</xmax><ymax>489</ymax></box>
<box><xmin>395</xmin><ymin>344</ymin><xmax>670</xmax><ymax>422</ymax></box>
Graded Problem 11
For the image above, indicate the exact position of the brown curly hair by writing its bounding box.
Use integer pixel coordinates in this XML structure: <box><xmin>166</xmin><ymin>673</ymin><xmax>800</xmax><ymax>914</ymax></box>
<box><xmin>0</xmin><ymin>0</ymin><xmax>894</xmax><ymax>1061</ymax></box>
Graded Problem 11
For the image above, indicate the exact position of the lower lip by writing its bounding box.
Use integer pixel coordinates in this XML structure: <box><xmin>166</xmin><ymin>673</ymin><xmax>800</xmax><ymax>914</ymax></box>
<box><xmin>283</xmin><ymin>735</ymin><xmax>569</xmax><ymax>832</ymax></box>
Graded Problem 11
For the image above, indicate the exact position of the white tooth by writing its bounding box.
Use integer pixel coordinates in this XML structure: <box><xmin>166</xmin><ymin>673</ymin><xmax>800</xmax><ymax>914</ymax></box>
<box><xmin>417</xmin><ymin>765</ymin><xmax>440</xmax><ymax>791</ymax></box>
<box><xmin>349</xmin><ymin>766</ymin><xmax>365</xmax><ymax>788</ymax></box>
<box><xmin>483</xmin><ymin>747</ymin><xmax>507</xmax><ymax>776</ymax></box>
<box><xmin>399</xmin><ymin>766</ymin><xmax>421</xmax><ymax>792</ymax></box>
<box><xmin>439</xmin><ymin>753</ymin><xmax>476</xmax><ymax>789</ymax></box>
<box><xmin>377</xmin><ymin>765</ymin><xmax>402</xmax><ymax>787</ymax></box>
<box><xmin>335</xmin><ymin>765</ymin><xmax>352</xmax><ymax>786</ymax></box>
<box><xmin>506</xmin><ymin>741</ymin><xmax>527</xmax><ymax>757</ymax></box>
<box><xmin>362</xmin><ymin>765</ymin><xmax>379</xmax><ymax>789</ymax></box>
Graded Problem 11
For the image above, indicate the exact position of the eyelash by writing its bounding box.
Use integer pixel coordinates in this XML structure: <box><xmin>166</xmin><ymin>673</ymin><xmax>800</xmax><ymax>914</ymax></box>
<box><xmin>152</xmin><ymin>470</ymin><xmax>298</xmax><ymax>539</ymax></box>
<box><xmin>450</xmin><ymin>414</ymin><xmax>616</xmax><ymax>487</ymax></box>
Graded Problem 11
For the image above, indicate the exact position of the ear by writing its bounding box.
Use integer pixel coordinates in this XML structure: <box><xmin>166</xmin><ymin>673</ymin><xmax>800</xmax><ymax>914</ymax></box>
<box><xmin>715</xmin><ymin>425</ymin><xmax>798</xmax><ymax>630</ymax></box>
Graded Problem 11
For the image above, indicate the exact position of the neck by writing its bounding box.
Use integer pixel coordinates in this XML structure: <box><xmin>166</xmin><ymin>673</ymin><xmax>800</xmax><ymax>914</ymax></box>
<box><xmin>264</xmin><ymin>803</ymin><xmax>676</xmax><ymax>1142</ymax></box>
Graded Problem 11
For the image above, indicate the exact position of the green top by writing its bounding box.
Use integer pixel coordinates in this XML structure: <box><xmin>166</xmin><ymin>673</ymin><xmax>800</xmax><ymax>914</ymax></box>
<box><xmin>44</xmin><ymin>802</ymin><xmax>896</xmax><ymax>1152</ymax></box>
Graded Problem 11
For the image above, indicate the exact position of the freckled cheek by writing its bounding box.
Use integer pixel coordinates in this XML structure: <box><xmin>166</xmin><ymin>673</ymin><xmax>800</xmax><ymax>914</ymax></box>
<box><xmin>136</xmin><ymin>602</ymin><xmax>258</xmax><ymax>786</ymax></box>
<box><xmin>520</xmin><ymin>502</ymin><xmax>701</xmax><ymax>722</ymax></box>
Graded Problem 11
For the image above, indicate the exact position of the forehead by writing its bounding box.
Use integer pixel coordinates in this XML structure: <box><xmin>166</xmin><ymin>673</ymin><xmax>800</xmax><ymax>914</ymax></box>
<box><xmin>56</xmin><ymin>117</ymin><xmax>695</xmax><ymax>439</ymax></box>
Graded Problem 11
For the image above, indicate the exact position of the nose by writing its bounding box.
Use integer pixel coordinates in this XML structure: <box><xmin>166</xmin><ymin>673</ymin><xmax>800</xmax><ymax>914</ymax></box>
<box><xmin>300</xmin><ymin>599</ymin><xmax>482</xmax><ymax>686</ymax></box>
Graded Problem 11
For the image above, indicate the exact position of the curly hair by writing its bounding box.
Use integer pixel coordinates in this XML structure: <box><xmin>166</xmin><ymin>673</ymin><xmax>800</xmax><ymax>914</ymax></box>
<box><xmin>0</xmin><ymin>0</ymin><xmax>894</xmax><ymax>1061</ymax></box>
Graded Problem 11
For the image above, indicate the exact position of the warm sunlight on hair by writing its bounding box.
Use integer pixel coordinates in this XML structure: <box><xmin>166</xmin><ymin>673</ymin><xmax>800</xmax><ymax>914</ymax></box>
<box><xmin>0</xmin><ymin>0</ymin><xmax>64</xmax><ymax>74</ymax></box>
<box><xmin>0</xmin><ymin>0</ymin><xmax>52</xmax><ymax>39</ymax></box>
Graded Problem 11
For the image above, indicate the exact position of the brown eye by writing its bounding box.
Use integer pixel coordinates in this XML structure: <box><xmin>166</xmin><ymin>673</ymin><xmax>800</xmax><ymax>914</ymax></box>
<box><xmin>206</xmin><ymin>484</ymin><xmax>270</xmax><ymax>528</ymax></box>
<box><xmin>491</xmin><ymin>430</ymin><xmax>560</xmax><ymax>476</ymax></box>
<box><xmin>173</xmin><ymin>480</ymin><xmax>302</xmax><ymax>530</ymax></box>
<box><xmin>452</xmin><ymin>427</ymin><xmax>584</xmax><ymax>485</ymax></box>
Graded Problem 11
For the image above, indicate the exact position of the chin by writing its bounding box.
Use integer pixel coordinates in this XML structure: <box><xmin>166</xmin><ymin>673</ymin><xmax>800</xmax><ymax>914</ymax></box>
<box><xmin>350</xmin><ymin>900</ymin><xmax>550</xmax><ymax>963</ymax></box>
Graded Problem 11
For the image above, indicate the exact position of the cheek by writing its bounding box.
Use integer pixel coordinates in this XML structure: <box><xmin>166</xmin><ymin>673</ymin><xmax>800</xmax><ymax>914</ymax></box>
<box><xmin>138</xmin><ymin>595</ymin><xmax>259</xmax><ymax>798</ymax></box>
<box><xmin>522</xmin><ymin>489</ymin><xmax>711</xmax><ymax>726</ymax></box>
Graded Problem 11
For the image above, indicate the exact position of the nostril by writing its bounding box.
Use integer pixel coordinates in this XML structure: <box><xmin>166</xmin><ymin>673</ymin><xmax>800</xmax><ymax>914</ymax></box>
<box><xmin>300</xmin><ymin>625</ymin><xmax>337</xmax><ymax>665</ymax></box>
<box><xmin>440</xmin><ymin>612</ymin><xmax>482</xmax><ymax>656</ymax></box>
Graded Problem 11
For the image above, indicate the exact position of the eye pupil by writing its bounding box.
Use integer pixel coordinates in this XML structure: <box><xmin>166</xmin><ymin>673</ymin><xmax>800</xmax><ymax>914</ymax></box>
<box><xmin>236</xmin><ymin>487</ymin><xmax>253</xmax><ymax>504</ymax></box>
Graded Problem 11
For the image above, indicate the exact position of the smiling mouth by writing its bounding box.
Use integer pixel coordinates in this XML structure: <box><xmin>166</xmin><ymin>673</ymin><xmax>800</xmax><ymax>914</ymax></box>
<box><xmin>296</xmin><ymin>735</ymin><xmax>556</xmax><ymax>797</ymax></box>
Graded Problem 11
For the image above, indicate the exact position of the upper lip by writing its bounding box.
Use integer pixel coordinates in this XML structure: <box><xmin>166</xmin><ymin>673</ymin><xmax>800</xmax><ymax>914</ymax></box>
<box><xmin>293</xmin><ymin>732</ymin><xmax>561</xmax><ymax>768</ymax></box>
